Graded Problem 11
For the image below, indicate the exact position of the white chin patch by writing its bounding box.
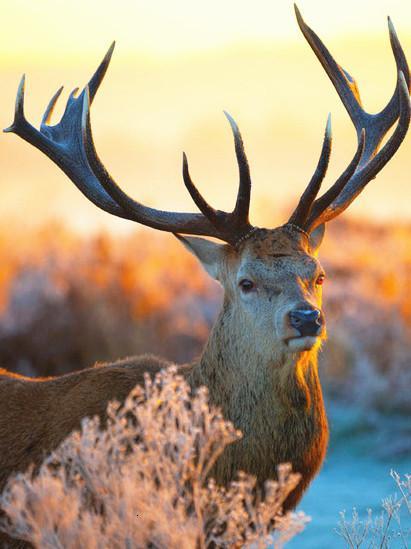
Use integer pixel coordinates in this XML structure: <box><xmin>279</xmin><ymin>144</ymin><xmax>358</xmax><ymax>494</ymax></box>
<box><xmin>286</xmin><ymin>336</ymin><xmax>318</xmax><ymax>352</ymax></box>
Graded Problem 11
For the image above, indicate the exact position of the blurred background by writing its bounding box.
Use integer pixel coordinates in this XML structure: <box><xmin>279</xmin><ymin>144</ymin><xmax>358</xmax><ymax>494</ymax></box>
<box><xmin>1</xmin><ymin>0</ymin><xmax>411</xmax><ymax>546</ymax></box>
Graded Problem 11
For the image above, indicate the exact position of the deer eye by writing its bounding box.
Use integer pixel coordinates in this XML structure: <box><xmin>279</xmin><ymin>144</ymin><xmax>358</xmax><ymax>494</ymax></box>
<box><xmin>316</xmin><ymin>274</ymin><xmax>325</xmax><ymax>286</ymax></box>
<box><xmin>239</xmin><ymin>279</ymin><xmax>255</xmax><ymax>293</ymax></box>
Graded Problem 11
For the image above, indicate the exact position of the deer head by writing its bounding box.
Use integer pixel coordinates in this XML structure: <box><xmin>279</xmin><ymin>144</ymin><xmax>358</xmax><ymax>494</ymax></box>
<box><xmin>178</xmin><ymin>225</ymin><xmax>327</xmax><ymax>359</ymax></box>
<box><xmin>4</xmin><ymin>6</ymin><xmax>410</xmax><ymax>359</ymax></box>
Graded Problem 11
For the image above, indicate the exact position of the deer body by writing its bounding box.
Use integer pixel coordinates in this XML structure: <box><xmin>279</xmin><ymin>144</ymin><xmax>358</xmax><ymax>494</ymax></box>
<box><xmin>1</xmin><ymin>7</ymin><xmax>410</xmax><ymax>547</ymax></box>
<box><xmin>0</xmin><ymin>330</ymin><xmax>326</xmax><ymax>511</ymax></box>
<box><xmin>0</xmin><ymin>358</ymin><xmax>326</xmax><ymax>503</ymax></box>
<box><xmin>0</xmin><ymin>356</ymin><xmax>170</xmax><ymax>494</ymax></box>
<box><xmin>0</xmin><ymin>227</ymin><xmax>328</xmax><ymax>512</ymax></box>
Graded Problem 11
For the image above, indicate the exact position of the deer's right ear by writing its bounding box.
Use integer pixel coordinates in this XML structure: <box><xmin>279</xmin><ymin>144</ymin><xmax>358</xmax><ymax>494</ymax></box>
<box><xmin>174</xmin><ymin>235</ymin><xmax>226</xmax><ymax>280</ymax></box>
<box><xmin>309</xmin><ymin>224</ymin><xmax>325</xmax><ymax>254</ymax></box>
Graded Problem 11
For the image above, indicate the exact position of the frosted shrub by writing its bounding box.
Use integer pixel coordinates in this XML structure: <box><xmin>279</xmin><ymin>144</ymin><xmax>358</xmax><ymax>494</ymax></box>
<box><xmin>336</xmin><ymin>471</ymin><xmax>411</xmax><ymax>548</ymax></box>
<box><xmin>0</xmin><ymin>367</ymin><xmax>309</xmax><ymax>548</ymax></box>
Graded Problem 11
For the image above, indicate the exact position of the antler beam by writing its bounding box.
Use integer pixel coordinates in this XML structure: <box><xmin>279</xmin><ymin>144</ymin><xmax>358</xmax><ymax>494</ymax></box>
<box><xmin>4</xmin><ymin>45</ymin><xmax>254</xmax><ymax>246</ymax></box>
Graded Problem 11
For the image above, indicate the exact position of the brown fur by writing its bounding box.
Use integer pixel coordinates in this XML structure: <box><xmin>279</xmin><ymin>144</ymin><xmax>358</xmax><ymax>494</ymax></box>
<box><xmin>0</xmin><ymin>226</ymin><xmax>329</xmax><ymax>547</ymax></box>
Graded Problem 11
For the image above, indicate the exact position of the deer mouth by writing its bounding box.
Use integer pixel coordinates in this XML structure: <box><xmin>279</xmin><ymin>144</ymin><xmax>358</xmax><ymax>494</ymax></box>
<box><xmin>285</xmin><ymin>335</ymin><xmax>320</xmax><ymax>352</ymax></box>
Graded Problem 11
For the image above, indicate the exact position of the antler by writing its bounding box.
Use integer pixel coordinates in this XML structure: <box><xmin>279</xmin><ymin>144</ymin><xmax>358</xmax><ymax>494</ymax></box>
<box><xmin>5</xmin><ymin>8</ymin><xmax>410</xmax><ymax>245</ymax></box>
<box><xmin>290</xmin><ymin>5</ymin><xmax>411</xmax><ymax>232</ymax></box>
<box><xmin>4</xmin><ymin>44</ymin><xmax>253</xmax><ymax>247</ymax></box>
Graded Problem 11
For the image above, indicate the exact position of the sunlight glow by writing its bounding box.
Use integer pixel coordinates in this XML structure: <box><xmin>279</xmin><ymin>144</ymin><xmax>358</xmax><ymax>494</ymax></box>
<box><xmin>1</xmin><ymin>0</ymin><xmax>411</xmax><ymax>232</ymax></box>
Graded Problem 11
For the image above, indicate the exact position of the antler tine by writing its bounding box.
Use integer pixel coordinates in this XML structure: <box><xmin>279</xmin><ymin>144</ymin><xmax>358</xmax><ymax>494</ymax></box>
<box><xmin>294</xmin><ymin>5</ymin><xmax>365</xmax><ymax>131</ymax></box>
<box><xmin>39</xmin><ymin>37</ymin><xmax>112</xmax><ymax>129</ymax></box>
<box><xmin>224</xmin><ymin>111</ymin><xmax>252</xmax><ymax>227</ymax></box>
<box><xmin>182</xmin><ymin>153</ymin><xmax>219</xmax><ymax>225</ymax></box>
<box><xmin>315</xmin><ymin>72</ymin><xmax>410</xmax><ymax>226</ymax></box>
<box><xmin>80</xmin><ymin>87</ymin><xmax>223</xmax><ymax>236</ymax></box>
<box><xmin>288</xmin><ymin>114</ymin><xmax>332</xmax><ymax>227</ymax></box>
<box><xmin>81</xmin><ymin>87</ymin><xmax>255</xmax><ymax>243</ymax></box>
<box><xmin>305</xmin><ymin>129</ymin><xmax>365</xmax><ymax>231</ymax></box>
<box><xmin>4</xmin><ymin>75</ymin><xmax>27</xmax><ymax>134</ymax></box>
<box><xmin>41</xmin><ymin>86</ymin><xmax>64</xmax><ymax>127</ymax></box>
<box><xmin>88</xmin><ymin>41</ymin><xmax>115</xmax><ymax>104</ymax></box>
<box><xmin>379</xmin><ymin>18</ymin><xmax>410</xmax><ymax>134</ymax></box>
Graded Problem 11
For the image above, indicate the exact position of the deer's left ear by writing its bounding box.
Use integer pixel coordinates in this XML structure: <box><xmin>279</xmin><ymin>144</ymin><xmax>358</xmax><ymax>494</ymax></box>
<box><xmin>309</xmin><ymin>224</ymin><xmax>325</xmax><ymax>254</ymax></box>
<box><xmin>174</xmin><ymin>235</ymin><xmax>226</xmax><ymax>280</ymax></box>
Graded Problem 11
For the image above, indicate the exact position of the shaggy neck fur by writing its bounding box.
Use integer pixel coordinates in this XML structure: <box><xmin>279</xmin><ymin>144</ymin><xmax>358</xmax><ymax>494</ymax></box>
<box><xmin>189</xmin><ymin>299</ymin><xmax>328</xmax><ymax>510</ymax></box>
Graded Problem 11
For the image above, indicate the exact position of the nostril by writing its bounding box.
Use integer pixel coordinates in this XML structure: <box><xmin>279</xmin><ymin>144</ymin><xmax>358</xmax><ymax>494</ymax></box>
<box><xmin>289</xmin><ymin>308</ymin><xmax>322</xmax><ymax>336</ymax></box>
<box><xmin>289</xmin><ymin>311</ymin><xmax>303</xmax><ymax>327</ymax></box>
<box><xmin>312</xmin><ymin>309</ymin><xmax>321</xmax><ymax>322</ymax></box>
<box><xmin>289</xmin><ymin>311</ymin><xmax>302</xmax><ymax>330</ymax></box>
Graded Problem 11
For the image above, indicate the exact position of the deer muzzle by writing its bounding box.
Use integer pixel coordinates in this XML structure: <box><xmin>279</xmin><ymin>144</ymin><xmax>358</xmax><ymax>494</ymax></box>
<box><xmin>288</xmin><ymin>308</ymin><xmax>323</xmax><ymax>337</ymax></box>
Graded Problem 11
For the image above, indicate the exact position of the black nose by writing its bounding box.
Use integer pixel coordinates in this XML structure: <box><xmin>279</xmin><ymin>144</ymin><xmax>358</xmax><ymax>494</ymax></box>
<box><xmin>289</xmin><ymin>308</ymin><xmax>322</xmax><ymax>337</ymax></box>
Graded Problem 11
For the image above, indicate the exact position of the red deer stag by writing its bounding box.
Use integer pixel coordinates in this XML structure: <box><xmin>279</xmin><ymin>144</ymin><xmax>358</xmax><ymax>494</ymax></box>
<box><xmin>1</xmin><ymin>5</ymin><xmax>410</xmax><ymax>521</ymax></box>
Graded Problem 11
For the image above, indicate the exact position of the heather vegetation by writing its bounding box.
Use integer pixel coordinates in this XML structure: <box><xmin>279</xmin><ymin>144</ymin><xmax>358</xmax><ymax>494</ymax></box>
<box><xmin>336</xmin><ymin>471</ymin><xmax>411</xmax><ymax>548</ymax></box>
<box><xmin>0</xmin><ymin>218</ymin><xmax>410</xmax><ymax>416</ymax></box>
<box><xmin>319</xmin><ymin>219</ymin><xmax>411</xmax><ymax>416</ymax></box>
<box><xmin>0</xmin><ymin>217</ymin><xmax>410</xmax><ymax>546</ymax></box>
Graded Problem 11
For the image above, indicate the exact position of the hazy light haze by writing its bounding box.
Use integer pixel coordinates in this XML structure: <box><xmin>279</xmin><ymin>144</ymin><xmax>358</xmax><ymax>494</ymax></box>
<box><xmin>1</xmin><ymin>0</ymin><xmax>411</xmax><ymax>233</ymax></box>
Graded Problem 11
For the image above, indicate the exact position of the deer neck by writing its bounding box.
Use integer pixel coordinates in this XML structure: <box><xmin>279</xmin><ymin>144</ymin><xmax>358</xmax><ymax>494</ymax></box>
<box><xmin>190</xmin><ymin>301</ymin><xmax>325</xmax><ymax>432</ymax></box>
<box><xmin>189</xmin><ymin>300</ymin><xmax>328</xmax><ymax>500</ymax></box>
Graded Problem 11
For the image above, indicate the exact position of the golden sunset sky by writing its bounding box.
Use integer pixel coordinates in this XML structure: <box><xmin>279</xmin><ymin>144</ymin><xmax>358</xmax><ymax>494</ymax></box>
<box><xmin>1</xmin><ymin>0</ymin><xmax>411</xmax><ymax>233</ymax></box>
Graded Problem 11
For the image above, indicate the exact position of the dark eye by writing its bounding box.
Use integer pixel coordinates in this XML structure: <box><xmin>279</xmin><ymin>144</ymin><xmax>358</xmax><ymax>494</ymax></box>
<box><xmin>316</xmin><ymin>274</ymin><xmax>325</xmax><ymax>286</ymax></box>
<box><xmin>239</xmin><ymin>279</ymin><xmax>255</xmax><ymax>292</ymax></box>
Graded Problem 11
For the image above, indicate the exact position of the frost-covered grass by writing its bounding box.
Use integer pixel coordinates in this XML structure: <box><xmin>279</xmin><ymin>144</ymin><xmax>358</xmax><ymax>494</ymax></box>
<box><xmin>0</xmin><ymin>367</ymin><xmax>309</xmax><ymax>548</ymax></box>
<box><xmin>336</xmin><ymin>471</ymin><xmax>411</xmax><ymax>548</ymax></box>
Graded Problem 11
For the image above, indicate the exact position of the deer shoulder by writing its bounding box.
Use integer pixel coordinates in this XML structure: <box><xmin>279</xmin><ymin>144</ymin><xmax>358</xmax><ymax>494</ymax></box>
<box><xmin>0</xmin><ymin>358</ymin><xmax>192</xmax><ymax>492</ymax></box>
